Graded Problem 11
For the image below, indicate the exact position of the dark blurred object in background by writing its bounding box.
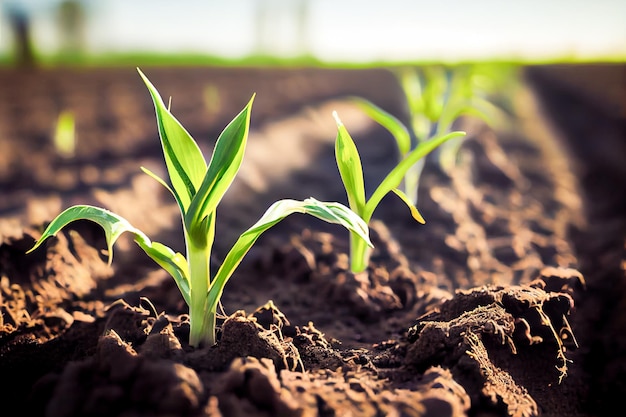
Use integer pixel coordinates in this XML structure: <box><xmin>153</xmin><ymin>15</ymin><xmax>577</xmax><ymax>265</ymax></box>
<box><xmin>5</xmin><ymin>3</ymin><xmax>36</xmax><ymax>67</ymax></box>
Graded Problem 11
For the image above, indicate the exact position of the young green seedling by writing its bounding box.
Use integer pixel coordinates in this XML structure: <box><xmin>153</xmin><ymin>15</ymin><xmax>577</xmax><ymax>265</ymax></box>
<box><xmin>28</xmin><ymin>68</ymin><xmax>372</xmax><ymax>348</ymax></box>
<box><xmin>333</xmin><ymin>111</ymin><xmax>465</xmax><ymax>274</ymax></box>
<box><xmin>352</xmin><ymin>64</ymin><xmax>501</xmax><ymax>205</ymax></box>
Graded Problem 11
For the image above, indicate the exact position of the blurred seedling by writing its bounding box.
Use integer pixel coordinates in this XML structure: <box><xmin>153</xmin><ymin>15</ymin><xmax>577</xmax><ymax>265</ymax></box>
<box><xmin>53</xmin><ymin>110</ymin><xmax>76</xmax><ymax>158</ymax></box>
<box><xmin>203</xmin><ymin>83</ymin><xmax>222</xmax><ymax>114</ymax></box>
<box><xmin>352</xmin><ymin>64</ymin><xmax>506</xmax><ymax>205</ymax></box>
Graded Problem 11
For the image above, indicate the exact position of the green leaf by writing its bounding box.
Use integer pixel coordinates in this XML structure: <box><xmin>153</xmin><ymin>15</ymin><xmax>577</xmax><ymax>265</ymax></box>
<box><xmin>141</xmin><ymin>166</ymin><xmax>176</xmax><ymax>197</ymax></box>
<box><xmin>205</xmin><ymin>197</ymin><xmax>372</xmax><ymax>313</ymax></box>
<box><xmin>136</xmin><ymin>240</ymin><xmax>191</xmax><ymax>306</ymax></box>
<box><xmin>27</xmin><ymin>205</ymin><xmax>191</xmax><ymax>305</ymax></box>
<box><xmin>27</xmin><ymin>205</ymin><xmax>149</xmax><ymax>265</ymax></box>
<box><xmin>333</xmin><ymin>111</ymin><xmax>366</xmax><ymax>217</ymax></box>
<box><xmin>364</xmin><ymin>131</ymin><xmax>466</xmax><ymax>222</ymax></box>
<box><xmin>136</xmin><ymin>240</ymin><xmax>190</xmax><ymax>306</ymax></box>
<box><xmin>351</xmin><ymin>98</ymin><xmax>411</xmax><ymax>155</ymax></box>
<box><xmin>186</xmin><ymin>95</ymin><xmax>255</xmax><ymax>240</ymax></box>
<box><xmin>138</xmin><ymin>68</ymin><xmax>207</xmax><ymax>213</ymax></box>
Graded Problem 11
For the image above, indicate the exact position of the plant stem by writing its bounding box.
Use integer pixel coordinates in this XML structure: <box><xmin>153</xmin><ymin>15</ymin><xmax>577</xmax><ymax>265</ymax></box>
<box><xmin>187</xmin><ymin>240</ymin><xmax>214</xmax><ymax>347</ymax></box>
<box><xmin>349</xmin><ymin>230</ymin><xmax>370</xmax><ymax>273</ymax></box>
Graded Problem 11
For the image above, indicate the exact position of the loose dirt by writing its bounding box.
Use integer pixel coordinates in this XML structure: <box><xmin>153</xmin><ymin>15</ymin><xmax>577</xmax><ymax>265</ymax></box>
<box><xmin>0</xmin><ymin>63</ymin><xmax>624</xmax><ymax>416</ymax></box>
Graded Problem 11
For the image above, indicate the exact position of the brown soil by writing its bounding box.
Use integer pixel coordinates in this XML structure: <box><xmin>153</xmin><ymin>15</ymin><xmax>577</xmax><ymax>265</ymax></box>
<box><xmin>0</xmin><ymin>63</ymin><xmax>624</xmax><ymax>417</ymax></box>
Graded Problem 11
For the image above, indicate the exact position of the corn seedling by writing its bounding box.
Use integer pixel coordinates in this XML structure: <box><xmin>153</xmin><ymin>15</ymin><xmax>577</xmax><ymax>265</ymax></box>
<box><xmin>353</xmin><ymin>64</ymin><xmax>502</xmax><ymax>205</ymax></box>
<box><xmin>28</xmin><ymin>68</ymin><xmax>372</xmax><ymax>348</ymax></box>
<box><xmin>333</xmin><ymin>111</ymin><xmax>464</xmax><ymax>273</ymax></box>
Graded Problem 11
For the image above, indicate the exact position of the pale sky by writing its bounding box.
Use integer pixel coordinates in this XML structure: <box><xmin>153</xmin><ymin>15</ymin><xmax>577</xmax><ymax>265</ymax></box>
<box><xmin>1</xmin><ymin>0</ymin><xmax>625</xmax><ymax>62</ymax></box>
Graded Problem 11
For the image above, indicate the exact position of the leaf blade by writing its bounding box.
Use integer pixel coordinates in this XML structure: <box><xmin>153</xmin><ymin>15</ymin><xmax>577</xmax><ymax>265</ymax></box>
<box><xmin>27</xmin><ymin>205</ymin><xmax>191</xmax><ymax>305</ymax></box>
<box><xmin>333</xmin><ymin>111</ymin><xmax>366</xmax><ymax>217</ymax></box>
<box><xmin>135</xmin><ymin>240</ymin><xmax>191</xmax><ymax>306</ymax></box>
<box><xmin>352</xmin><ymin>97</ymin><xmax>411</xmax><ymax>155</ymax></box>
<box><xmin>206</xmin><ymin>198</ymin><xmax>372</xmax><ymax>313</ymax></box>
<box><xmin>138</xmin><ymin>68</ymin><xmax>207</xmax><ymax>212</ymax></box>
<box><xmin>185</xmin><ymin>95</ymin><xmax>255</xmax><ymax>240</ymax></box>
<box><xmin>26</xmin><ymin>205</ymin><xmax>148</xmax><ymax>265</ymax></box>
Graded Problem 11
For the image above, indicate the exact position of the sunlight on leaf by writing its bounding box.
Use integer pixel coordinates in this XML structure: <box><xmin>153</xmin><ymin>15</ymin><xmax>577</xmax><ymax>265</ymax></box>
<box><xmin>333</xmin><ymin>111</ymin><xmax>366</xmax><ymax>216</ymax></box>
<box><xmin>27</xmin><ymin>205</ymin><xmax>190</xmax><ymax>305</ymax></box>
<box><xmin>186</xmin><ymin>95</ymin><xmax>255</xmax><ymax>240</ymax></box>
<box><xmin>139</xmin><ymin>68</ymin><xmax>207</xmax><ymax>213</ymax></box>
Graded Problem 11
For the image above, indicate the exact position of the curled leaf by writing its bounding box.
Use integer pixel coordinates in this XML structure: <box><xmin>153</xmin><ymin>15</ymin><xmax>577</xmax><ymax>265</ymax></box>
<box><xmin>27</xmin><ymin>205</ymin><xmax>190</xmax><ymax>305</ymax></box>
<box><xmin>391</xmin><ymin>188</ymin><xmax>425</xmax><ymax>224</ymax></box>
